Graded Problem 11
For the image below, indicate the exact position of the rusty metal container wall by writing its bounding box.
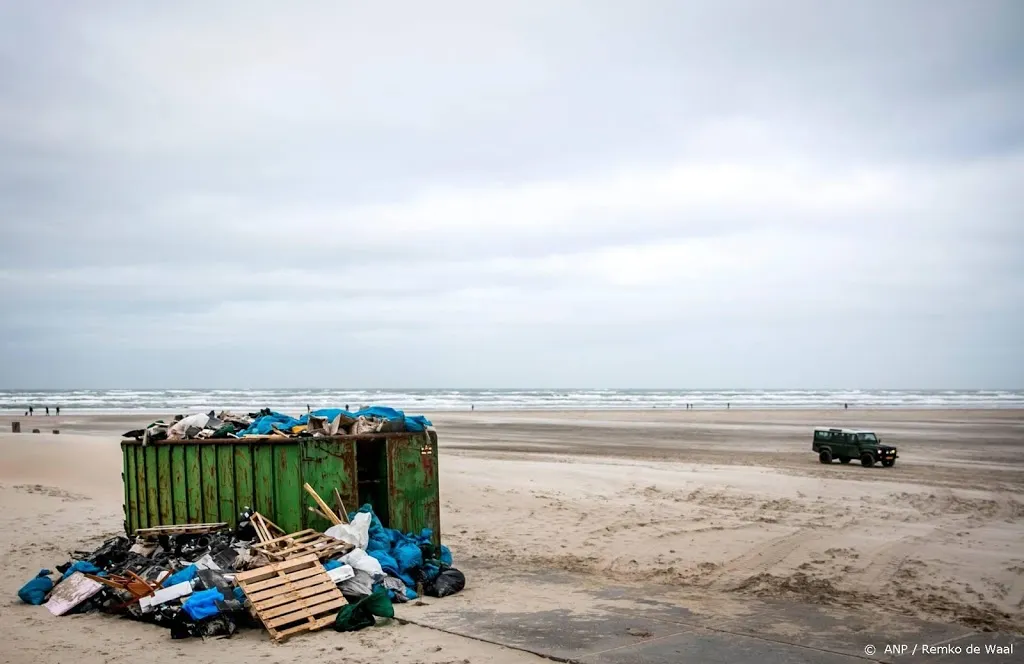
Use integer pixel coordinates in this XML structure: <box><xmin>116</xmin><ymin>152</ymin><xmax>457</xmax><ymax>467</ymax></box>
<box><xmin>120</xmin><ymin>431</ymin><xmax>440</xmax><ymax>544</ymax></box>
<box><xmin>387</xmin><ymin>431</ymin><xmax>441</xmax><ymax>545</ymax></box>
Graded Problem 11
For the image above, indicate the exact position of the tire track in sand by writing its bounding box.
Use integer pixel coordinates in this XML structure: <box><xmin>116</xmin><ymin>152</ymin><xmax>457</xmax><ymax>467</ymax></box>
<box><xmin>858</xmin><ymin>493</ymin><xmax>1018</xmax><ymax>589</ymax></box>
<box><xmin>706</xmin><ymin>527</ymin><xmax>824</xmax><ymax>590</ymax></box>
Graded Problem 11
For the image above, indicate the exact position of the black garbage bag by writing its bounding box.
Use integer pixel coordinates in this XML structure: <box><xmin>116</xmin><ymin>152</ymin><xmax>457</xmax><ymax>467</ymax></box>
<box><xmin>196</xmin><ymin>569</ymin><xmax>233</xmax><ymax>596</ymax></box>
<box><xmin>424</xmin><ymin>567</ymin><xmax>465</xmax><ymax>598</ymax></box>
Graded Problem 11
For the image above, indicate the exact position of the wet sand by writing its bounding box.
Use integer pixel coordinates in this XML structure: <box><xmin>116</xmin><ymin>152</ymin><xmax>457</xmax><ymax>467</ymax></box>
<box><xmin>0</xmin><ymin>408</ymin><xmax>1022</xmax><ymax>663</ymax></box>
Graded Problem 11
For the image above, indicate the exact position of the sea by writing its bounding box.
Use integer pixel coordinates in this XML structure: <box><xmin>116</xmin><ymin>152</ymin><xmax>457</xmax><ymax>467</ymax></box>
<box><xmin>1</xmin><ymin>389</ymin><xmax>1022</xmax><ymax>414</ymax></box>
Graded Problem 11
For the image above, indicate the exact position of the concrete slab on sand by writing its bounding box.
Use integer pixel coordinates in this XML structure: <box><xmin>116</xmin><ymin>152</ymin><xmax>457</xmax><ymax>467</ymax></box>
<box><xmin>395</xmin><ymin>568</ymin><xmax>1018</xmax><ymax>664</ymax></box>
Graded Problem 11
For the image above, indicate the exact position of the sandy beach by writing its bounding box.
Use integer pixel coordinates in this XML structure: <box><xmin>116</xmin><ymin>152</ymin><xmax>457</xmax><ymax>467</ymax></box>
<box><xmin>1</xmin><ymin>408</ymin><xmax>1022</xmax><ymax>663</ymax></box>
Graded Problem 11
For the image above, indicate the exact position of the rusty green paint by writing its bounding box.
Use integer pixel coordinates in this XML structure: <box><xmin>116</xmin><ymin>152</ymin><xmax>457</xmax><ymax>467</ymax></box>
<box><xmin>234</xmin><ymin>446</ymin><xmax>254</xmax><ymax>514</ymax></box>
<box><xmin>156</xmin><ymin>445</ymin><xmax>173</xmax><ymax>524</ymax></box>
<box><xmin>300</xmin><ymin>438</ymin><xmax>357</xmax><ymax>531</ymax></box>
<box><xmin>124</xmin><ymin>443</ymin><xmax>139</xmax><ymax>534</ymax></box>
<box><xmin>200</xmin><ymin>444</ymin><xmax>219</xmax><ymax>523</ymax></box>
<box><xmin>275</xmin><ymin>444</ymin><xmax>302</xmax><ymax>533</ymax></box>
<box><xmin>171</xmin><ymin>446</ymin><xmax>187</xmax><ymax>522</ymax></box>
<box><xmin>253</xmin><ymin>443</ymin><xmax>275</xmax><ymax>518</ymax></box>
<box><xmin>386</xmin><ymin>431</ymin><xmax>441</xmax><ymax>545</ymax></box>
<box><xmin>144</xmin><ymin>445</ymin><xmax>160</xmax><ymax>528</ymax></box>
<box><xmin>120</xmin><ymin>432</ymin><xmax>440</xmax><ymax>541</ymax></box>
<box><xmin>184</xmin><ymin>445</ymin><xmax>203</xmax><ymax>522</ymax></box>
<box><xmin>216</xmin><ymin>445</ymin><xmax>236</xmax><ymax>523</ymax></box>
<box><xmin>134</xmin><ymin>445</ymin><xmax>148</xmax><ymax>530</ymax></box>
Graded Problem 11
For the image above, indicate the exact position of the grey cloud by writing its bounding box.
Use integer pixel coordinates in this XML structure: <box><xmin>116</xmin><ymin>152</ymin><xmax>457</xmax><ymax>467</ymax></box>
<box><xmin>1</xmin><ymin>0</ymin><xmax>1022</xmax><ymax>389</ymax></box>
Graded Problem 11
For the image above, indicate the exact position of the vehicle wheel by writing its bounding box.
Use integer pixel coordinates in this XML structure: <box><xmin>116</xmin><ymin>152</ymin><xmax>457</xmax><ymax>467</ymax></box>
<box><xmin>882</xmin><ymin>459</ymin><xmax>895</xmax><ymax>468</ymax></box>
<box><xmin>819</xmin><ymin>450</ymin><xmax>832</xmax><ymax>464</ymax></box>
<box><xmin>861</xmin><ymin>453</ymin><xmax>875</xmax><ymax>467</ymax></box>
<box><xmin>839</xmin><ymin>457</ymin><xmax>850</xmax><ymax>464</ymax></box>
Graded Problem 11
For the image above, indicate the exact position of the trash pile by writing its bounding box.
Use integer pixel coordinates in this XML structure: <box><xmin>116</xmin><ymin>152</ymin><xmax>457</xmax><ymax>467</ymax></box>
<box><xmin>17</xmin><ymin>487</ymin><xmax>463</xmax><ymax>643</ymax></box>
<box><xmin>123</xmin><ymin>406</ymin><xmax>433</xmax><ymax>443</ymax></box>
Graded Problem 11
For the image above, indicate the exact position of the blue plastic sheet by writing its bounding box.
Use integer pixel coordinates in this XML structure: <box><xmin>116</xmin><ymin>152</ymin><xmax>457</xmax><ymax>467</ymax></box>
<box><xmin>163</xmin><ymin>564</ymin><xmax>198</xmax><ymax>588</ymax></box>
<box><xmin>61</xmin><ymin>561</ymin><xmax>102</xmax><ymax>580</ymax></box>
<box><xmin>18</xmin><ymin>570</ymin><xmax>53</xmax><ymax>605</ymax></box>
<box><xmin>182</xmin><ymin>588</ymin><xmax>223</xmax><ymax>620</ymax></box>
<box><xmin>312</xmin><ymin>406</ymin><xmax>432</xmax><ymax>433</ymax></box>
<box><xmin>238</xmin><ymin>411</ymin><xmax>304</xmax><ymax>436</ymax></box>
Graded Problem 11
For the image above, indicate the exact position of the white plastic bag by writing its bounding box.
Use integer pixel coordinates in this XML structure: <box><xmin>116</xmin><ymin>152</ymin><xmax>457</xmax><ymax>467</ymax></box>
<box><xmin>340</xmin><ymin>547</ymin><xmax>383</xmax><ymax>577</ymax></box>
<box><xmin>325</xmin><ymin>512</ymin><xmax>371</xmax><ymax>550</ymax></box>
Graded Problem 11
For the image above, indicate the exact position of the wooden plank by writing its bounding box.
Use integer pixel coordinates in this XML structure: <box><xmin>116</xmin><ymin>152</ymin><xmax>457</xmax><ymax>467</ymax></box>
<box><xmin>252</xmin><ymin>529</ymin><xmax>317</xmax><ymax>548</ymax></box>
<box><xmin>261</xmin><ymin>543</ymin><xmax>350</xmax><ymax>562</ymax></box>
<box><xmin>45</xmin><ymin>573</ymin><xmax>104</xmax><ymax>616</ymax></box>
<box><xmin>248</xmin><ymin>577</ymin><xmax>334</xmax><ymax>605</ymax></box>
<box><xmin>239</xmin><ymin>566</ymin><xmax>325</xmax><ymax>593</ymax></box>
<box><xmin>303</xmin><ymin>483</ymin><xmax>342</xmax><ymax>526</ymax></box>
<box><xmin>264</xmin><ymin>596</ymin><xmax>346</xmax><ymax>625</ymax></box>
<box><xmin>270</xmin><ymin>614</ymin><xmax>337</xmax><ymax>641</ymax></box>
<box><xmin>333</xmin><ymin>488</ymin><xmax>348</xmax><ymax>523</ymax></box>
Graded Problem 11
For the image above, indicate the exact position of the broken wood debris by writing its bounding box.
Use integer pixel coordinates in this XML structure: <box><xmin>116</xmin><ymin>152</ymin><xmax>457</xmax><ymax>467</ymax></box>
<box><xmin>251</xmin><ymin>529</ymin><xmax>353</xmax><ymax>562</ymax></box>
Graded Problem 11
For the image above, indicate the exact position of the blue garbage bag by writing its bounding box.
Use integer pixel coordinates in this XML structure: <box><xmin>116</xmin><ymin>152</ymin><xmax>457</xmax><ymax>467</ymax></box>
<box><xmin>393</xmin><ymin>539</ymin><xmax>423</xmax><ymax>572</ymax></box>
<box><xmin>18</xmin><ymin>570</ymin><xmax>53</xmax><ymax>605</ymax></box>
<box><xmin>440</xmin><ymin>545</ymin><xmax>453</xmax><ymax>566</ymax></box>
<box><xmin>62</xmin><ymin>561</ymin><xmax>102</xmax><ymax>580</ymax></box>
<box><xmin>323</xmin><ymin>559</ymin><xmax>342</xmax><ymax>571</ymax></box>
<box><xmin>182</xmin><ymin>588</ymin><xmax>223</xmax><ymax>620</ymax></box>
<box><xmin>369</xmin><ymin>550</ymin><xmax>401</xmax><ymax>577</ymax></box>
<box><xmin>163</xmin><ymin>564</ymin><xmax>198</xmax><ymax>588</ymax></box>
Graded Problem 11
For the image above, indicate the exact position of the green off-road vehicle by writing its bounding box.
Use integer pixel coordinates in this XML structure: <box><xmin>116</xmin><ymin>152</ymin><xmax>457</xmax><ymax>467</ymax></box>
<box><xmin>812</xmin><ymin>428</ymin><xmax>898</xmax><ymax>467</ymax></box>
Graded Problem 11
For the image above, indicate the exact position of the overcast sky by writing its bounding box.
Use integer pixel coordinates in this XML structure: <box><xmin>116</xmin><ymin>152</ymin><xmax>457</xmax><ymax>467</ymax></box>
<box><xmin>1</xmin><ymin>1</ymin><xmax>1021</xmax><ymax>389</ymax></box>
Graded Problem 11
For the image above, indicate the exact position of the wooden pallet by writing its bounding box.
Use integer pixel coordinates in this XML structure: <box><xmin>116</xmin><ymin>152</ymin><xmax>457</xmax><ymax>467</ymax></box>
<box><xmin>235</xmin><ymin>554</ymin><xmax>347</xmax><ymax>642</ymax></box>
<box><xmin>135</xmin><ymin>522</ymin><xmax>228</xmax><ymax>539</ymax></box>
<box><xmin>251</xmin><ymin>512</ymin><xmax>286</xmax><ymax>543</ymax></box>
<box><xmin>251</xmin><ymin>529</ymin><xmax>353</xmax><ymax>562</ymax></box>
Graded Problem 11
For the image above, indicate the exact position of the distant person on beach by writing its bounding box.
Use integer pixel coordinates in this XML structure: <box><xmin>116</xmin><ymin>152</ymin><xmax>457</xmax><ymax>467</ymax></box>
<box><xmin>345</xmin><ymin>404</ymin><xmax>349</xmax><ymax>411</ymax></box>
<box><xmin>471</xmin><ymin>404</ymin><xmax>474</xmax><ymax>411</ymax></box>
<box><xmin>45</xmin><ymin>406</ymin><xmax>50</xmax><ymax>416</ymax></box>
<box><xmin>28</xmin><ymin>406</ymin><xmax>33</xmax><ymax>416</ymax></box>
<box><xmin>844</xmin><ymin>403</ymin><xmax>848</xmax><ymax>409</ymax></box>
<box><xmin>56</xmin><ymin>406</ymin><xmax>60</xmax><ymax>416</ymax></box>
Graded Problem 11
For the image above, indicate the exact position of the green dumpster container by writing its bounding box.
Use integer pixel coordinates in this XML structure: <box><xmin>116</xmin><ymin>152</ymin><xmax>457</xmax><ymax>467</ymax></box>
<box><xmin>120</xmin><ymin>430</ymin><xmax>440</xmax><ymax>544</ymax></box>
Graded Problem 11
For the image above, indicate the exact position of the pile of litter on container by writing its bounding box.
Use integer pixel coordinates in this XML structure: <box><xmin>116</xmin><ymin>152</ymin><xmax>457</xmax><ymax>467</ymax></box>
<box><xmin>17</xmin><ymin>492</ymin><xmax>463</xmax><ymax>643</ymax></box>
<box><xmin>122</xmin><ymin>406</ymin><xmax>433</xmax><ymax>443</ymax></box>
